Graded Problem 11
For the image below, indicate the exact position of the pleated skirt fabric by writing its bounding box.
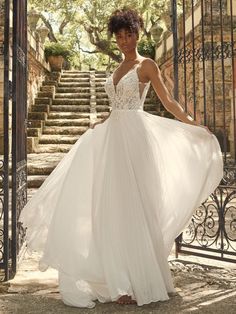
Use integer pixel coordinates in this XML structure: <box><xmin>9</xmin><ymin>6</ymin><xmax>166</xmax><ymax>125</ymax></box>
<box><xmin>19</xmin><ymin>110</ymin><xmax>224</xmax><ymax>308</ymax></box>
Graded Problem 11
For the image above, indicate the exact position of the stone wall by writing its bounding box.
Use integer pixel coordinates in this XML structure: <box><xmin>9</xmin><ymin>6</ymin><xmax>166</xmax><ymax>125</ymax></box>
<box><xmin>0</xmin><ymin>1</ymin><xmax>50</xmax><ymax>153</ymax></box>
<box><xmin>155</xmin><ymin>0</ymin><xmax>236</xmax><ymax>156</ymax></box>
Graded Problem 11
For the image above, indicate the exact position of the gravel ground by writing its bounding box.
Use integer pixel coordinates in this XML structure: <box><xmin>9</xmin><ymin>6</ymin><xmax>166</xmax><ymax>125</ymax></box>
<box><xmin>0</xmin><ymin>249</ymin><xmax>236</xmax><ymax>314</ymax></box>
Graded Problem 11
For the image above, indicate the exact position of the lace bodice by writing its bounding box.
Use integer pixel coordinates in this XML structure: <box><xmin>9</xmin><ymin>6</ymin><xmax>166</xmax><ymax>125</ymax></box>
<box><xmin>104</xmin><ymin>63</ymin><xmax>151</xmax><ymax>111</ymax></box>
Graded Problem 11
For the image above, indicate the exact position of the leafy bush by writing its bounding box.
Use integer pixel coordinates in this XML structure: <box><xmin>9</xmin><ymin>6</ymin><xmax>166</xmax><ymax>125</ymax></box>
<box><xmin>138</xmin><ymin>39</ymin><xmax>156</xmax><ymax>60</ymax></box>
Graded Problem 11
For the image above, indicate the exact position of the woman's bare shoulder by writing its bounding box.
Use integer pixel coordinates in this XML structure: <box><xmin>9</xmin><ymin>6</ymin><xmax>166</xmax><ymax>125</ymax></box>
<box><xmin>140</xmin><ymin>57</ymin><xmax>157</xmax><ymax>69</ymax></box>
<box><xmin>138</xmin><ymin>57</ymin><xmax>159</xmax><ymax>80</ymax></box>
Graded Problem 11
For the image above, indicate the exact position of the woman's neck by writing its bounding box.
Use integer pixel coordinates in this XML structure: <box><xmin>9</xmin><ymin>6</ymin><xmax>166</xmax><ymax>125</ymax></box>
<box><xmin>123</xmin><ymin>50</ymin><xmax>141</xmax><ymax>62</ymax></box>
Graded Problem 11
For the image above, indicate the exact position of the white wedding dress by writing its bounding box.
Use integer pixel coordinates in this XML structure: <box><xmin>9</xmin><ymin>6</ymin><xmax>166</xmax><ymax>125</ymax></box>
<box><xmin>19</xmin><ymin>63</ymin><xmax>224</xmax><ymax>308</ymax></box>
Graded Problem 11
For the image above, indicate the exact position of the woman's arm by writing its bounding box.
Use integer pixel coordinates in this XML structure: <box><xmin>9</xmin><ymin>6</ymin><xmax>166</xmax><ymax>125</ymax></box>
<box><xmin>143</xmin><ymin>59</ymin><xmax>200</xmax><ymax>126</ymax></box>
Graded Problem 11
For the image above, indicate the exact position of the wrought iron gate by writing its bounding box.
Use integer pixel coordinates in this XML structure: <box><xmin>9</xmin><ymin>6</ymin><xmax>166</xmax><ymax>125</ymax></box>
<box><xmin>171</xmin><ymin>0</ymin><xmax>236</xmax><ymax>262</ymax></box>
<box><xmin>0</xmin><ymin>0</ymin><xmax>27</xmax><ymax>281</ymax></box>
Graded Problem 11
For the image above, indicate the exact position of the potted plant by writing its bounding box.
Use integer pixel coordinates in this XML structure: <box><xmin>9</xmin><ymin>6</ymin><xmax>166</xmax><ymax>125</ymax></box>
<box><xmin>44</xmin><ymin>42</ymin><xmax>71</xmax><ymax>71</ymax></box>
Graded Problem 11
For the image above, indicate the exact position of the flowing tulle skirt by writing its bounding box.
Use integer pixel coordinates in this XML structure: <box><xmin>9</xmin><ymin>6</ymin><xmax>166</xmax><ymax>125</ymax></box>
<box><xmin>19</xmin><ymin>109</ymin><xmax>224</xmax><ymax>308</ymax></box>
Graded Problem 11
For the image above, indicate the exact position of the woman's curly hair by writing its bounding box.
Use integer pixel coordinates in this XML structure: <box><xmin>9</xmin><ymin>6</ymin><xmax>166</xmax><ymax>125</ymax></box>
<box><xmin>107</xmin><ymin>7</ymin><xmax>144</xmax><ymax>37</ymax></box>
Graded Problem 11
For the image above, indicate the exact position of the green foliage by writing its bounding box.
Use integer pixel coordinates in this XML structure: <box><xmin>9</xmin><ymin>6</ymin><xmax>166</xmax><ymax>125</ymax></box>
<box><xmin>44</xmin><ymin>42</ymin><xmax>71</xmax><ymax>61</ymax></box>
<box><xmin>138</xmin><ymin>38</ymin><xmax>156</xmax><ymax>59</ymax></box>
<box><xmin>29</xmin><ymin>0</ymin><xmax>178</xmax><ymax>67</ymax></box>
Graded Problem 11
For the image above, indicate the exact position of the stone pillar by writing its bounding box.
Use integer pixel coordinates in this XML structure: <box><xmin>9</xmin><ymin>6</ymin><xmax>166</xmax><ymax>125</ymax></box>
<box><xmin>0</xmin><ymin>54</ymin><xmax>3</xmax><ymax>154</ymax></box>
<box><xmin>229</xmin><ymin>55</ymin><xmax>236</xmax><ymax>158</ymax></box>
<box><xmin>0</xmin><ymin>0</ymin><xmax>5</xmax><ymax>154</ymax></box>
<box><xmin>228</xmin><ymin>0</ymin><xmax>236</xmax><ymax>157</ymax></box>
<box><xmin>0</xmin><ymin>0</ymin><xmax>13</xmax><ymax>155</ymax></box>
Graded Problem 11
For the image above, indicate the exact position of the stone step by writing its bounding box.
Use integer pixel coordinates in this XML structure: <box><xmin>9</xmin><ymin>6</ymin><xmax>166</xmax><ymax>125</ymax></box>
<box><xmin>45</xmin><ymin>118</ymin><xmax>90</xmax><ymax>127</ymax></box>
<box><xmin>46</xmin><ymin>72</ymin><xmax>61</xmax><ymax>79</ymax></box>
<box><xmin>96</xmin><ymin>99</ymin><xmax>109</xmax><ymax>105</ymax></box>
<box><xmin>58</xmin><ymin>82</ymin><xmax>90</xmax><ymax>87</ymax></box>
<box><xmin>95</xmin><ymin>77</ymin><xmax>107</xmax><ymax>81</ymax></box>
<box><xmin>55</xmin><ymin>93</ymin><xmax>90</xmax><ymax>98</ymax></box>
<box><xmin>35</xmin><ymin>98</ymin><xmax>52</xmax><ymax>105</ymax></box>
<box><xmin>144</xmin><ymin>104</ymin><xmax>158</xmax><ymax>111</ymax></box>
<box><xmin>56</xmin><ymin>87</ymin><xmax>90</xmax><ymax>93</ymax></box>
<box><xmin>40</xmin><ymin>86</ymin><xmax>56</xmax><ymax>92</ymax></box>
<box><xmin>48</xmin><ymin>112</ymin><xmax>90</xmax><ymax>119</ymax></box>
<box><xmin>61</xmin><ymin>74</ymin><xmax>90</xmax><ymax>78</ymax></box>
<box><xmin>28</xmin><ymin>163</ymin><xmax>54</xmax><ymax>175</ymax></box>
<box><xmin>50</xmin><ymin>105</ymin><xmax>90</xmax><ymax>112</ymax></box>
<box><xmin>43</xmin><ymin>126</ymin><xmax>88</xmax><ymax>135</ymax></box>
<box><xmin>63</xmin><ymin>70</ymin><xmax>90</xmax><ymax>74</ymax></box>
<box><xmin>60</xmin><ymin>78</ymin><xmax>90</xmax><ymax>82</ymax></box>
<box><xmin>27</xmin><ymin>152</ymin><xmax>66</xmax><ymax>175</ymax></box>
<box><xmin>37</xmin><ymin>91</ymin><xmax>54</xmax><ymax>98</ymax></box>
<box><xmin>96</xmin><ymin>105</ymin><xmax>110</xmax><ymax>112</ymax></box>
<box><xmin>27</xmin><ymin>153</ymin><xmax>65</xmax><ymax>169</ymax></box>
<box><xmin>39</xmin><ymin>134</ymin><xmax>80</xmax><ymax>144</ymax></box>
<box><xmin>27</xmin><ymin>120</ymin><xmax>44</xmax><ymax>128</ymax></box>
<box><xmin>27</xmin><ymin>128</ymin><xmax>41</xmax><ymax>137</ymax></box>
<box><xmin>96</xmin><ymin>93</ymin><xmax>108</xmax><ymax>99</ymax></box>
<box><xmin>52</xmin><ymin>99</ymin><xmax>90</xmax><ymax>105</ymax></box>
<box><xmin>28</xmin><ymin>112</ymin><xmax>47</xmax><ymax>120</ymax></box>
<box><xmin>27</xmin><ymin>137</ymin><xmax>39</xmax><ymax>153</ymax></box>
<box><xmin>95</xmin><ymin>73</ymin><xmax>107</xmax><ymax>77</ymax></box>
<box><xmin>143</xmin><ymin>99</ymin><xmax>153</xmax><ymax>104</ymax></box>
<box><xmin>95</xmin><ymin>87</ymin><xmax>106</xmax><ymax>92</ymax></box>
<box><xmin>35</xmin><ymin>144</ymin><xmax>73</xmax><ymax>153</ymax></box>
<box><xmin>96</xmin><ymin>112</ymin><xmax>111</xmax><ymax>119</ymax></box>
<box><xmin>31</xmin><ymin>104</ymin><xmax>49</xmax><ymax>113</ymax></box>
<box><xmin>27</xmin><ymin>175</ymin><xmax>48</xmax><ymax>188</ymax></box>
<box><xmin>95</xmin><ymin>78</ymin><xmax>107</xmax><ymax>81</ymax></box>
<box><xmin>42</xmin><ymin>81</ymin><xmax>58</xmax><ymax>86</ymax></box>
<box><xmin>95</xmin><ymin>82</ymin><xmax>106</xmax><ymax>87</ymax></box>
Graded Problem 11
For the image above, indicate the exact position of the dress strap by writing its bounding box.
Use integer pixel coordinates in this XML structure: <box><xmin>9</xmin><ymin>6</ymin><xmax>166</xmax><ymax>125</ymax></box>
<box><xmin>135</xmin><ymin>62</ymin><xmax>150</xmax><ymax>85</ymax></box>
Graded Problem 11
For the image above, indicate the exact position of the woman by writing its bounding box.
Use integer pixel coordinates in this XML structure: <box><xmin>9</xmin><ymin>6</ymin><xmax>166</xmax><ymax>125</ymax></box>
<box><xmin>19</xmin><ymin>7</ymin><xmax>223</xmax><ymax>308</ymax></box>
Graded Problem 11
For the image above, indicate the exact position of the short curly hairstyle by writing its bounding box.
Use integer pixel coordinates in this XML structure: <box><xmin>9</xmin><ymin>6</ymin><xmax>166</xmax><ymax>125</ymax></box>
<box><xmin>107</xmin><ymin>7</ymin><xmax>144</xmax><ymax>37</ymax></box>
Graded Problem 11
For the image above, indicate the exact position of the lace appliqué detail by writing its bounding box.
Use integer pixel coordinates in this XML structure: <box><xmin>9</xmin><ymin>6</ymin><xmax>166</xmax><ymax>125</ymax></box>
<box><xmin>104</xmin><ymin>65</ymin><xmax>151</xmax><ymax>111</ymax></box>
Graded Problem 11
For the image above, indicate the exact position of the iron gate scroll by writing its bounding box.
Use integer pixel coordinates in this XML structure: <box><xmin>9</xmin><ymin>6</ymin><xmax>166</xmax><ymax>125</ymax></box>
<box><xmin>171</xmin><ymin>0</ymin><xmax>236</xmax><ymax>262</ymax></box>
<box><xmin>0</xmin><ymin>0</ymin><xmax>27</xmax><ymax>281</ymax></box>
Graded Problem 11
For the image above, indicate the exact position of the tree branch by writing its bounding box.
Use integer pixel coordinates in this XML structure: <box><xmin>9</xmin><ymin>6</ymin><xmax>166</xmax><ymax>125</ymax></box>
<box><xmin>39</xmin><ymin>13</ymin><xmax>57</xmax><ymax>42</ymax></box>
<box><xmin>80</xmin><ymin>47</ymin><xmax>99</xmax><ymax>53</ymax></box>
<box><xmin>59</xmin><ymin>18</ymin><xmax>70</xmax><ymax>35</ymax></box>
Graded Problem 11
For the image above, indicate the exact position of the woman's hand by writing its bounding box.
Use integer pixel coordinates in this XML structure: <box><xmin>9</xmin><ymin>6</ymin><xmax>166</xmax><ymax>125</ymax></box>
<box><xmin>180</xmin><ymin>118</ymin><xmax>213</xmax><ymax>135</ymax></box>
<box><xmin>187</xmin><ymin>120</ymin><xmax>213</xmax><ymax>135</ymax></box>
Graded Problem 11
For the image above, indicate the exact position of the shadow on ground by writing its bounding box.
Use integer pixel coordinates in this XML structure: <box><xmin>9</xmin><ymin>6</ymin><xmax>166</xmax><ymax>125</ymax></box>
<box><xmin>1</xmin><ymin>254</ymin><xmax>236</xmax><ymax>313</ymax></box>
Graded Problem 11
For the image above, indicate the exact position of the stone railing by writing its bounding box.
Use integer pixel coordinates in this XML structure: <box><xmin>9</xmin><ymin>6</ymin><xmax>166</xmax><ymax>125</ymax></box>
<box><xmin>27</xmin><ymin>28</ymin><xmax>50</xmax><ymax>111</ymax></box>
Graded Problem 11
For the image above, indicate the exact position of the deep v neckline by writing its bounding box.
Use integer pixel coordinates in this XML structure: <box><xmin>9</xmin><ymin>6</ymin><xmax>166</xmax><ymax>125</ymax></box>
<box><xmin>112</xmin><ymin>63</ymin><xmax>139</xmax><ymax>93</ymax></box>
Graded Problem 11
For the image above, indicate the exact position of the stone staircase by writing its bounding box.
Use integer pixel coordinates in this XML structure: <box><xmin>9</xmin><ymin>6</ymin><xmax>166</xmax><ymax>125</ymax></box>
<box><xmin>27</xmin><ymin>69</ymin><xmax>165</xmax><ymax>196</ymax></box>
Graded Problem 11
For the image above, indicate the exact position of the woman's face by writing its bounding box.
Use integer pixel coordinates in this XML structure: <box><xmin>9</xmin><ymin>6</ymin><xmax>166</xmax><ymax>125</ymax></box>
<box><xmin>114</xmin><ymin>28</ymin><xmax>138</xmax><ymax>54</ymax></box>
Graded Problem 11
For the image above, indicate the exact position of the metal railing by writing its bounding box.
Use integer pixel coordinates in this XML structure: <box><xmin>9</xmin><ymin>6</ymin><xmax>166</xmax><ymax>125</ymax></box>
<box><xmin>171</xmin><ymin>0</ymin><xmax>236</xmax><ymax>262</ymax></box>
